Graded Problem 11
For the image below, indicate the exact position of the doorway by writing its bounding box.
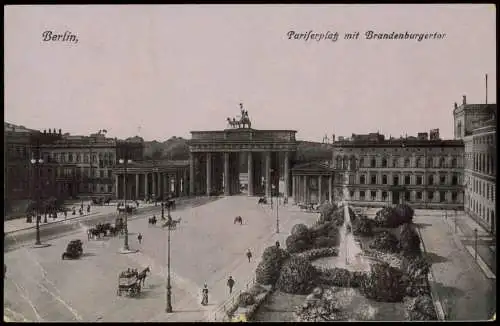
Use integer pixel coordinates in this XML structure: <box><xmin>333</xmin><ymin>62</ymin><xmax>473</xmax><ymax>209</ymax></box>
<box><xmin>392</xmin><ymin>191</ymin><xmax>400</xmax><ymax>205</ymax></box>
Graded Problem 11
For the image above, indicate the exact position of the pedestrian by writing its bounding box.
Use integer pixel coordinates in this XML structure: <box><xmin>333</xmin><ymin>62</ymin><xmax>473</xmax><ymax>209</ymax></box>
<box><xmin>227</xmin><ymin>276</ymin><xmax>235</xmax><ymax>294</ymax></box>
<box><xmin>246</xmin><ymin>249</ymin><xmax>252</xmax><ymax>263</ymax></box>
<box><xmin>64</xmin><ymin>210</ymin><xmax>67</xmax><ymax>219</ymax></box>
<box><xmin>201</xmin><ymin>283</ymin><xmax>209</xmax><ymax>306</ymax></box>
<box><xmin>276</xmin><ymin>240</ymin><xmax>280</xmax><ymax>248</ymax></box>
<box><xmin>138</xmin><ymin>233</ymin><xmax>143</xmax><ymax>244</ymax></box>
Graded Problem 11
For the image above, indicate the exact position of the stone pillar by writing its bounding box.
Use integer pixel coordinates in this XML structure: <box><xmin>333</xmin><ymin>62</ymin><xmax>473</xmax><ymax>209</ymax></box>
<box><xmin>144</xmin><ymin>173</ymin><xmax>149</xmax><ymax>199</ymax></box>
<box><xmin>329</xmin><ymin>175</ymin><xmax>333</xmax><ymax>203</ymax></box>
<box><xmin>135</xmin><ymin>174</ymin><xmax>139</xmax><ymax>199</ymax></box>
<box><xmin>189</xmin><ymin>152</ymin><xmax>195</xmax><ymax>196</ymax></box>
<box><xmin>318</xmin><ymin>175</ymin><xmax>322</xmax><ymax>204</ymax></box>
<box><xmin>224</xmin><ymin>152</ymin><xmax>230</xmax><ymax>196</ymax></box>
<box><xmin>152</xmin><ymin>172</ymin><xmax>157</xmax><ymax>198</ymax></box>
<box><xmin>163</xmin><ymin>173</ymin><xmax>167</xmax><ymax>197</ymax></box>
<box><xmin>206</xmin><ymin>152</ymin><xmax>212</xmax><ymax>196</ymax></box>
<box><xmin>284</xmin><ymin>151</ymin><xmax>289</xmax><ymax>201</ymax></box>
<box><xmin>303</xmin><ymin>175</ymin><xmax>308</xmax><ymax>203</ymax></box>
<box><xmin>115</xmin><ymin>174</ymin><xmax>120</xmax><ymax>199</ymax></box>
<box><xmin>183</xmin><ymin>169</ymin><xmax>188</xmax><ymax>196</ymax></box>
<box><xmin>292</xmin><ymin>175</ymin><xmax>297</xmax><ymax>204</ymax></box>
<box><xmin>265</xmin><ymin>151</ymin><xmax>271</xmax><ymax>199</ymax></box>
<box><xmin>247</xmin><ymin>152</ymin><xmax>254</xmax><ymax>196</ymax></box>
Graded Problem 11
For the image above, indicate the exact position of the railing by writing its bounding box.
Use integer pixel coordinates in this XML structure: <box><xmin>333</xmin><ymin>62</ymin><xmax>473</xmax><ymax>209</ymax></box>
<box><xmin>212</xmin><ymin>277</ymin><xmax>256</xmax><ymax>322</ymax></box>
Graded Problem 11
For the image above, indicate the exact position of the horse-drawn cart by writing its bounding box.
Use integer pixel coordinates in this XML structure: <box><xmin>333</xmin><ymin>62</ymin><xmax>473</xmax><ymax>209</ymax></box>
<box><xmin>117</xmin><ymin>270</ymin><xmax>141</xmax><ymax>297</ymax></box>
<box><xmin>62</xmin><ymin>240</ymin><xmax>83</xmax><ymax>260</ymax></box>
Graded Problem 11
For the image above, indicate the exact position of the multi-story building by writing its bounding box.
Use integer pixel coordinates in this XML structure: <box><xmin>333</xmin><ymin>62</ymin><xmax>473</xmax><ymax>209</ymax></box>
<box><xmin>454</xmin><ymin>95</ymin><xmax>496</xmax><ymax>234</ymax></box>
<box><xmin>331</xmin><ymin>131</ymin><xmax>465</xmax><ymax>209</ymax></box>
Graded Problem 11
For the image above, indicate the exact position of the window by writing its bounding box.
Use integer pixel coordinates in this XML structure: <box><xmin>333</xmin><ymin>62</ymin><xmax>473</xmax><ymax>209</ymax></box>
<box><xmin>69</xmin><ymin>153</ymin><xmax>73</xmax><ymax>162</ymax></box>
<box><xmin>405</xmin><ymin>191</ymin><xmax>410</xmax><ymax>201</ymax></box>
<box><xmin>417</xmin><ymin>176</ymin><xmax>423</xmax><ymax>185</ymax></box>
<box><xmin>349</xmin><ymin>191</ymin><xmax>354</xmax><ymax>198</ymax></box>
<box><xmin>428</xmin><ymin>175</ymin><xmax>434</xmax><ymax>185</ymax></box>
<box><xmin>371</xmin><ymin>175</ymin><xmax>377</xmax><ymax>184</ymax></box>
<box><xmin>417</xmin><ymin>157</ymin><xmax>424</xmax><ymax>168</ymax></box>
<box><xmin>360</xmin><ymin>191</ymin><xmax>365</xmax><ymax>200</ymax></box>
<box><xmin>382</xmin><ymin>191</ymin><xmax>388</xmax><ymax>201</ymax></box>
<box><xmin>440</xmin><ymin>191</ymin><xmax>446</xmax><ymax>202</ymax></box>
<box><xmin>360</xmin><ymin>175</ymin><xmax>366</xmax><ymax>184</ymax></box>
<box><xmin>392</xmin><ymin>159</ymin><xmax>398</xmax><ymax>168</ymax></box>
<box><xmin>370</xmin><ymin>158</ymin><xmax>376</xmax><ymax>168</ymax></box>
<box><xmin>405</xmin><ymin>175</ymin><xmax>411</xmax><ymax>185</ymax></box>
<box><xmin>371</xmin><ymin>191</ymin><xmax>377</xmax><ymax>200</ymax></box>
<box><xmin>76</xmin><ymin>154</ymin><xmax>81</xmax><ymax>162</ymax></box>
<box><xmin>382</xmin><ymin>158</ymin><xmax>387</xmax><ymax>168</ymax></box>
<box><xmin>382</xmin><ymin>175</ymin><xmax>388</xmax><ymax>184</ymax></box>
<box><xmin>451</xmin><ymin>158</ymin><xmax>457</xmax><ymax>168</ymax></box>
<box><xmin>99</xmin><ymin>170</ymin><xmax>103</xmax><ymax>178</ymax></box>
<box><xmin>359</xmin><ymin>158</ymin><xmax>365</xmax><ymax>168</ymax></box>
<box><xmin>84</xmin><ymin>154</ymin><xmax>89</xmax><ymax>163</ymax></box>
<box><xmin>452</xmin><ymin>192</ymin><xmax>458</xmax><ymax>202</ymax></box>
<box><xmin>452</xmin><ymin>175</ymin><xmax>458</xmax><ymax>185</ymax></box>
<box><xmin>428</xmin><ymin>191</ymin><xmax>434</xmax><ymax>200</ymax></box>
<box><xmin>393</xmin><ymin>176</ymin><xmax>399</xmax><ymax>185</ymax></box>
<box><xmin>404</xmin><ymin>158</ymin><xmax>410</xmax><ymax>168</ymax></box>
<box><xmin>440</xmin><ymin>175</ymin><xmax>446</xmax><ymax>185</ymax></box>
<box><xmin>427</xmin><ymin>158</ymin><xmax>433</xmax><ymax>168</ymax></box>
<box><xmin>439</xmin><ymin>158</ymin><xmax>446</xmax><ymax>168</ymax></box>
<box><xmin>416</xmin><ymin>191</ymin><xmax>422</xmax><ymax>200</ymax></box>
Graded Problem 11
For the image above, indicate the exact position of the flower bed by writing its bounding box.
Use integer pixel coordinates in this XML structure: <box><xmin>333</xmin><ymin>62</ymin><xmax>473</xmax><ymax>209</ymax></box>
<box><xmin>295</xmin><ymin>247</ymin><xmax>339</xmax><ymax>261</ymax></box>
<box><xmin>362</xmin><ymin>249</ymin><xmax>402</xmax><ymax>269</ymax></box>
<box><xmin>228</xmin><ymin>284</ymin><xmax>273</xmax><ymax>321</ymax></box>
<box><xmin>405</xmin><ymin>295</ymin><xmax>438</xmax><ymax>320</ymax></box>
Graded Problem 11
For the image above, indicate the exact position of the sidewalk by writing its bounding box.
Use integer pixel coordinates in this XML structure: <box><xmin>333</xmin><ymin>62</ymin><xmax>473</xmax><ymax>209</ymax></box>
<box><xmin>4</xmin><ymin>200</ymin><xmax>160</xmax><ymax>234</ymax></box>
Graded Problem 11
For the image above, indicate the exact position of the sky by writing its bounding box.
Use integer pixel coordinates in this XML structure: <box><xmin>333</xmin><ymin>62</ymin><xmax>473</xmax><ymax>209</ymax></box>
<box><xmin>4</xmin><ymin>4</ymin><xmax>497</xmax><ymax>142</ymax></box>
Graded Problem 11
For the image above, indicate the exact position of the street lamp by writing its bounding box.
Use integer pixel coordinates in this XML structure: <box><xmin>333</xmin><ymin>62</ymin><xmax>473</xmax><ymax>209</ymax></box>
<box><xmin>161</xmin><ymin>202</ymin><xmax>165</xmax><ymax>220</ymax></box>
<box><xmin>118</xmin><ymin>158</ymin><xmax>135</xmax><ymax>254</ymax></box>
<box><xmin>165</xmin><ymin>206</ymin><xmax>173</xmax><ymax>313</ymax></box>
<box><xmin>30</xmin><ymin>157</ymin><xmax>50</xmax><ymax>248</ymax></box>
<box><xmin>474</xmin><ymin>228</ymin><xmax>478</xmax><ymax>261</ymax></box>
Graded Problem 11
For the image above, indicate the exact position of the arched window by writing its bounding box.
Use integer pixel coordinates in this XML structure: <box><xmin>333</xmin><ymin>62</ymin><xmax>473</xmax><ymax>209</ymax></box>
<box><xmin>359</xmin><ymin>157</ymin><xmax>365</xmax><ymax>168</ymax></box>
<box><xmin>427</xmin><ymin>158</ymin><xmax>433</xmax><ymax>168</ymax></box>
<box><xmin>428</xmin><ymin>175</ymin><xmax>434</xmax><ymax>185</ymax></box>
<box><xmin>439</xmin><ymin>157</ymin><xmax>446</xmax><ymax>168</ymax></box>
<box><xmin>381</xmin><ymin>158</ymin><xmax>387</xmax><ymax>168</ymax></box>
<box><xmin>457</xmin><ymin>121</ymin><xmax>462</xmax><ymax>137</ymax></box>
<box><xmin>404</xmin><ymin>158</ymin><xmax>411</xmax><ymax>168</ymax></box>
<box><xmin>392</xmin><ymin>158</ymin><xmax>398</xmax><ymax>168</ymax></box>
<box><xmin>451</xmin><ymin>157</ymin><xmax>457</xmax><ymax>168</ymax></box>
<box><xmin>360</xmin><ymin>175</ymin><xmax>366</xmax><ymax>184</ymax></box>
<box><xmin>370</xmin><ymin>158</ymin><xmax>376</xmax><ymax>168</ymax></box>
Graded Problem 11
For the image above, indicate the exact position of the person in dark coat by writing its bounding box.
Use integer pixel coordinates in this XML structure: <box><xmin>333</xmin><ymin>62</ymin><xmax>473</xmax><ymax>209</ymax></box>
<box><xmin>246</xmin><ymin>249</ymin><xmax>252</xmax><ymax>263</ymax></box>
<box><xmin>201</xmin><ymin>283</ymin><xmax>209</xmax><ymax>305</ymax></box>
<box><xmin>137</xmin><ymin>233</ymin><xmax>143</xmax><ymax>244</ymax></box>
<box><xmin>227</xmin><ymin>276</ymin><xmax>235</xmax><ymax>294</ymax></box>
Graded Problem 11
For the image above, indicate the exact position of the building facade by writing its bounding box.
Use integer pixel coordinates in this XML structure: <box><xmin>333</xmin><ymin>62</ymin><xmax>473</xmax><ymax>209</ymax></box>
<box><xmin>454</xmin><ymin>95</ymin><xmax>496</xmax><ymax>234</ymax></box>
<box><xmin>331</xmin><ymin>131</ymin><xmax>465</xmax><ymax>209</ymax></box>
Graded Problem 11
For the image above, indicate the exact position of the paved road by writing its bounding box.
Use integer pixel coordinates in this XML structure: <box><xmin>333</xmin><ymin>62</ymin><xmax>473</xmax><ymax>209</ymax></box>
<box><xmin>3</xmin><ymin>196</ymin><xmax>318</xmax><ymax>322</ymax></box>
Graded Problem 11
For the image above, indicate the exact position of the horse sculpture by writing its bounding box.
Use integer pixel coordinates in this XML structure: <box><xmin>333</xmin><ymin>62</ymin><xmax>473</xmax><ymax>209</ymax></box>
<box><xmin>233</xmin><ymin>216</ymin><xmax>243</xmax><ymax>225</ymax></box>
<box><xmin>226</xmin><ymin>103</ymin><xmax>252</xmax><ymax>129</ymax></box>
<box><xmin>137</xmin><ymin>267</ymin><xmax>151</xmax><ymax>287</ymax></box>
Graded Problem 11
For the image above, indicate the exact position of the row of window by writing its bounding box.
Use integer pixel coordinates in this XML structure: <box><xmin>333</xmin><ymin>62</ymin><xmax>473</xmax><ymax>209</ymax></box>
<box><xmin>467</xmin><ymin>198</ymin><xmax>495</xmax><ymax>228</ymax></box>
<box><xmin>43</xmin><ymin>152</ymin><xmax>115</xmax><ymax>166</ymax></box>
<box><xmin>346</xmin><ymin>189</ymin><xmax>459</xmax><ymax>202</ymax></box>
<box><xmin>353</xmin><ymin>173</ymin><xmax>460</xmax><ymax>186</ymax></box>
<box><xmin>468</xmin><ymin>177</ymin><xmax>496</xmax><ymax>201</ymax></box>
<box><xmin>334</xmin><ymin>156</ymin><xmax>461</xmax><ymax>170</ymax></box>
<box><xmin>473</xmin><ymin>134</ymin><xmax>495</xmax><ymax>145</ymax></box>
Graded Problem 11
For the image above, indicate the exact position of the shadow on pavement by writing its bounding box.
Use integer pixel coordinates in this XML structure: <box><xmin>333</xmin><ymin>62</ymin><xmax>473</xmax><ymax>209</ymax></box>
<box><xmin>81</xmin><ymin>252</ymin><xmax>97</xmax><ymax>257</ymax></box>
<box><xmin>432</xmin><ymin>281</ymin><xmax>466</xmax><ymax>299</ymax></box>
<box><xmin>424</xmin><ymin>252</ymin><xmax>449</xmax><ymax>264</ymax></box>
<box><xmin>414</xmin><ymin>222</ymin><xmax>433</xmax><ymax>229</ymax></box>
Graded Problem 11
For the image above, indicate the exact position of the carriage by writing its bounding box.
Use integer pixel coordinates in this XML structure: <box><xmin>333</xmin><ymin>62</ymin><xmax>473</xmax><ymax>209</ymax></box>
<box><xmin>162</xmin><ymin>218</ymin><xmax>181</xmax><ymax>229</ymax></box>
<box><xmin>62</xmin><ymin>239</ymin><xmax>83</xmax><ymax>260</ymax></box>
<box><xmin>92</xmin><ymin>196</ymin><xmax>112</xmax><ymax>206</ymax></box>
<box><xmin>117</xmin><ymin>270</ymin><xmax>141</xmax><ymax>297</ymax></box>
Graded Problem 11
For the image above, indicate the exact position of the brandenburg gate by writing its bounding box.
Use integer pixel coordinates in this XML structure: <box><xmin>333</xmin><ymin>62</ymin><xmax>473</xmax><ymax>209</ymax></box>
<box><xmin>188</xmin><ymin>105</ymin><xmax>298</xmax><ymax>200</ymax></box>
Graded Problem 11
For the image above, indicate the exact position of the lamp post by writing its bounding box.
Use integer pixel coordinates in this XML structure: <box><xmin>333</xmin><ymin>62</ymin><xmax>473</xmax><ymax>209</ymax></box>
<box><xmin>118</xmin><ymin>158</ymin><xmax>134</xmax><ymax>253</ymax></box>
<box><xmin>276</xmin><ymin>184</ymin><xmax>280</xmax><ymax>234</ymax></box>
<box><xmin>161</xmin><ymin>202</ymin><xmax>165</xmax><ymax>220</ymax></box>
<box><xmin>165</xmin><ymin>202</ymin><xmax>173</xmax><ymax>313</ymax></box>
<box><xmin>454</xmin><ymin>210</ymin><xmax>458</xmax><ymax>233</ymax></box>
<box><xmin>31</xmin><ymin>157</ymin><xmax>50</xmax><ymax>248</ymax></box>
<box><xmin>474</xmin><ymin>228</ymin><xmax>478</xmax><ymax>261</ymax></box>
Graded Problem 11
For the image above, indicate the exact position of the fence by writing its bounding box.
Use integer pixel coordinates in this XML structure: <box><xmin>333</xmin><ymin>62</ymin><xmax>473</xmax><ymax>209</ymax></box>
<box><xmin>211</xmin><ymin>277</ymin><xmax>256</xmax><ymax>322</ymax></box>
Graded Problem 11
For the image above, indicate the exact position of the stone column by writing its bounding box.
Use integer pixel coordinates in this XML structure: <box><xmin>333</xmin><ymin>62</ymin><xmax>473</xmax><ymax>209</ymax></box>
<box><xmin>163</xmin><ymin>173</ymin><xmax>167</xmax><ymax>197</ymax></box>
<box><xmin>206</xmin><ymin>152</ymin><xmax>212</xmax><ymax>196</ymax></box>
<box><xmin>157</xmin><ymin>172</ymin><xmax>162</xmax><ymax>197</ymax></box>
<box><xmin>135</xmin><ymin>174</ymin><xmax>139</xmax><ymax>199</ymax></box>
<box><xmin>152</xmin><ymin>172</ymin><xmax>157</xmax><ymax>198</ymax></box>
<box><xmin>224</xmin><ymin>152</ymin><xmax>230</xmax><ymax>196</ymax></box>
<box><xmin>318</xmin><ymin>175</ymin><xmax>322</xmax><ymax>204</ymax></box>
<box><xmin>115</xmin><ymin>173</ymin><xmax>120</xmax><ymax>198</ymax></box>
<box><xmin>303</xmin><ymin>175</ymin><xmax>308</xmax><ymax>203</ymax></box>
<box><xmin>144</xmin><ymin>173</ymin><xmax>149</xmax><ymax>199</ymax></box>
<box><xmin>329</xmin><ymin>175</ymin><xmax>333</xmax><ymax>203</ymax></box>
<box><xmin>284</xmin><ymin>151</ymin><xmax>289</xmax><ymax>201</ymax></box>
<box><xmin>247</xmin><ymin>152</ymin><xmax>254</xmax><ymax>196</ymax></box>
<box><xmin>265</xmin><ymin>151</ymin><xmax>271</xmax><ymax>199</ymax></box>
<box><xmin>183</xmin><ymin>169</ymin><xmax>188</xmax><ymax>196</ymax></box>
<box><xmin>292</xmin><ymin>175</ymin><xmax>297</xmax><ymax>204</ymax></box>
<box><xmin>189</xmin><ymin>152</ymin><xmax>195</xmax><ymax>196</ymax></box>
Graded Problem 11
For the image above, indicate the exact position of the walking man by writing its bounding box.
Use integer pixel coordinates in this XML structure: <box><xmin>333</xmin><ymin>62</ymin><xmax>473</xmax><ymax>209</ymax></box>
<box><xmin>137</xmin><ymin>233</ymin><xmax>143</xmax><ymax>244</ymax></box>
<box><xmin>276</xmin><ymin>240</ymin><xmax>280</xmax><ymax>248</ymax></box>
<box><xmin>227</xmin><ymin>275</ymin><xmax>235</xmax><ymax>294</ymax></box>
<box><xmin>246</xmin><ymin>249</ymin><xmax>252</xmax><ymax>263</ymax></box>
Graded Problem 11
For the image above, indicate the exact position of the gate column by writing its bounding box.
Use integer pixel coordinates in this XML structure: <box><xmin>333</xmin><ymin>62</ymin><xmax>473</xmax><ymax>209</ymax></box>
<box><xmin>284</xmin><ymin>151</ymin><xmax>289</xmax><ymax>202</ymax></box>
<box><xmin>265</xmin><ymin>151</ymin><xmax>271</xmax><ymax>199</ymax></box>
<box><xmin>224</xmin><ymin>152</ymin><xmax>230</xmax><ymax>196</ymax></box>
<box><xmin>248</xmin><ymin>151</ymin><xmax>254</xmax><ymax>196</ymax></box>
<box><xmin>206</xmin><ymin>152</ymin><xmax>212</xmax><ymax>196</ymax></box>
<box><xmin>189</xmin><ymin>152</ymin><xmax>195</xmax><ymax>196</ymax></box>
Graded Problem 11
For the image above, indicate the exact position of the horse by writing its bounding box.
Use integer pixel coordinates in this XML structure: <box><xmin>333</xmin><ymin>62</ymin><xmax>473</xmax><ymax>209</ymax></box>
<box><xmin>227</xmin><ymin>117</ymin><xmax>240</xmax><ymax>128</ymax></box>
<box><xmin>136</xmin><ymin>267</ymin><xmax>151</xmax><ymax>286</ymax></box>
<box><xmin>148</xmin><ymin>216</ymin><xmax>157</xmax><ymax>225</ymax></box>
<box><xmin>234</xmin><ymin>216</ymin><xmax>243</xmax><ymax>225</ymax></box>
<box><xmin>258</xmin><ymin>197</ymin><xmax>267</xmax><ymax>204</ymax></box>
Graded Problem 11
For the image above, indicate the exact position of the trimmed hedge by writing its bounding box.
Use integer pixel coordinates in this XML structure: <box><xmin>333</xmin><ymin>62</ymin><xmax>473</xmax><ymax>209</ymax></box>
<box><xmin>360</xmin><ymin>263</ymin><xmax>407</xmax><ymax>302</ymax></box>
<box><xmin>369</xmin><ymin>231</ymin><xmax>400</xmax><ymax>253</ymax></box>
<box><xmin>276</xmin><ymin>256</ymin><xmax>318</xmax><ymax>294</ymax></box>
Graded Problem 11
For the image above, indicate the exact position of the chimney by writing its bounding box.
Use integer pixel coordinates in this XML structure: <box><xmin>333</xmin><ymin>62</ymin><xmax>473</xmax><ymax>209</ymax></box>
<box><xmin>43</xmin><ymin>129</ymin><xmax>46</xmax><ymax>134</ymax></box>
<box><xmin>59</xmin><ymin>129</ymin><xmax>62</xmax><ymax>135</ymax></box>
<box><xmin>454</xmin><ymin>102</ymin><xmax>458</xmax><ymax>109</ymax></box>
<box><xmin>462</xmin><ymin>95</ymin><xmax>466</xmax><ymax>105</ymax></box>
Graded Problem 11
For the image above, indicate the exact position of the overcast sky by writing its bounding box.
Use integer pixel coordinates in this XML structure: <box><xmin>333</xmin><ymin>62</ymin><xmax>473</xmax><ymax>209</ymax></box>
<box><xmin>4</xmin><ymin>4</ymin><xmax>496</xmax><ymax>142</ymax></box>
